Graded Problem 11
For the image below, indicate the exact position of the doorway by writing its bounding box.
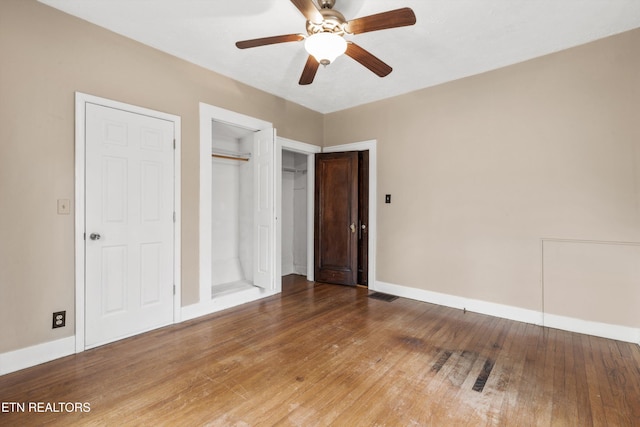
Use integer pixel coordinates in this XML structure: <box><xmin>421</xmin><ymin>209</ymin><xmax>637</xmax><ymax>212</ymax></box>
<box><xmin>321</xmin><ymin>141</ymin><xmax>377</xmax><ymax>289</ymax></box>
<box><xmin>74</xmin><ymin>93</ymin><xmax>181</xmax><ymax>352</ymax></box>
<box><xmin>210</xmin><ymin>121</ymin><xmax>256</xmax><ymax>297</ymax></box>
<box><xmin>276</xmin><ymin>137</ymin><xmax>321</xmax><ymax>283</ymax></box>
<box><xmin>196</xmin><ymin>103</ymin><xmax>278</xmax><ymax>319</ymax></box>
<box><xmin>314</xmin><ymin>151</ymin><xmax>369</xmax><ymax>286</ymax></box>
<box><xmin>281</xmin><ymin>150</ymin><xmax>309</xmax><ymax>277</ymax></box>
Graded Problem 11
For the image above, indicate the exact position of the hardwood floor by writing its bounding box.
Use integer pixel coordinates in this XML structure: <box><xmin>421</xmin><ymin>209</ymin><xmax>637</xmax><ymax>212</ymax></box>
<box><xmin>1</xmin><ymin>275</ymin><xmax>639</xmax><ymax>426</ymax></box>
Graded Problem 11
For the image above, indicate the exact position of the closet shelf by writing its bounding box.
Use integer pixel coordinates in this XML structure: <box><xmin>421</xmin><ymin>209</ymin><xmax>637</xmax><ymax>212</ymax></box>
<box><xmin>212</xmin><ymin>148</ymin><xmax>251</xmax><ymax>162</ymax></box>
<box><xmin>282</xmin><ymin>167</ymin><xmax>307</xmax><ymax>173</ymax></box>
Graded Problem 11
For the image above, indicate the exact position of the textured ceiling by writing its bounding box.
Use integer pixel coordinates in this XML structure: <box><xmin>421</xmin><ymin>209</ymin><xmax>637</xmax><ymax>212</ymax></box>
<box><xmin>38</xmin><ymin>0</ymin><xmax>640</xmax><ymax>114</ymax></box>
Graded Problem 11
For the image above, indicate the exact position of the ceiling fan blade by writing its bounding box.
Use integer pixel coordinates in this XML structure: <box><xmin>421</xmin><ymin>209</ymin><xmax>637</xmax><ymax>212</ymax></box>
<box><xmin>345</xmin><ymin>42</ymin><xmax>392</xmax><ymax>77</ymax></box>
<box><xmin>299</xmin><ymin>55</ymin><xmax>320</xmax><ymax>85</ymax></box>
<box><xmin>345</xmin><ymin>7</ymin><xmax>416</xmax><ymax>35</ymax></box>
<box><xmin>236</xmin><ymin>34</ymin><xmax>305</xmax><ymax>49</ymax></box>
<box><xmin>290</xmin><ymin>0</ymin><xmax>323</xmax><ymax>23</ymax></box>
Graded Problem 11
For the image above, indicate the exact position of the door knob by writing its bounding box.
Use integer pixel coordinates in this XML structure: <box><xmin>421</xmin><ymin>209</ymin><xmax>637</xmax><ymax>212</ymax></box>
<box><xmin>89</xmin><ymin>233</ymin><xmax>101</xmax><ymax>241</ymax></box>
<box><xmin>350</xmin><ymin>223</ymin><xmax>356</xmax><ymax>233</ymax></box>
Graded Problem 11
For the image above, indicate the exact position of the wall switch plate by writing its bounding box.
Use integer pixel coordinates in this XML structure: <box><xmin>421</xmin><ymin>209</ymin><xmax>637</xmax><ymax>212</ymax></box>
<box><xmin>57</xmin><ymin>199</ymin><xmax>70</xmax><ymax>215</ymax></box>
<box><xmin>52</xmin><ymin>311</ymin><xmax>66</xmax><ymax>329</ymax></box>
<box><xmin>385</xmin><ymin>194</ymin><xmax>391</xmax><ymax>204</ymax></box>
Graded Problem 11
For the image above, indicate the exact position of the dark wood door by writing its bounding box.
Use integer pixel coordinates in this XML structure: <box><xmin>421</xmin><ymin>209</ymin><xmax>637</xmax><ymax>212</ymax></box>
<box><xmin>315</xmin><ymin>152</ymin><xmax>359</xmax><ymax>285</ymax></box>
<box><xmin>358</xmin><ymin>151</ymin><xmax>369</xmax><ymax>286</ymax></box>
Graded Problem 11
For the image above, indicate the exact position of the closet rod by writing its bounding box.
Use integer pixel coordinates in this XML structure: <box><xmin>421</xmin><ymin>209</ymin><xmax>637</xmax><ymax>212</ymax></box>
<box><xmin>212</xmin><ymin>153</ymin><xmax>249</xmax><ymax>162</ymax></box>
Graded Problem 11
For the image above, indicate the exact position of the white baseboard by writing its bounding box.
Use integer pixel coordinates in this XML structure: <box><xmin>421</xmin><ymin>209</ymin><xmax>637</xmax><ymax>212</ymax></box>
<box><xmin>543</xmin><ymin>313</ymin><xmax>640</xmax><ymax>344</ymax></box>
<box><xmin>0</xmin><ymin>336</ymin><xmax>75</xmax><ymax>376</ymax></box>
<box><xmin>375</xmin><ymin>280</ymin><xmax>542</xmax><ymax>325</ymax></box>
<box><xmin>182</xmin><ymin>287</ymin><xmax>279</xmax><ymax>322</ymax></box>
<box><xmin>374</xmin><ymin>280</ymin><xmax>640</xmax><ymax>345</ymax></box>
<box><xmin>293</xmin><ymin>265</ymin><xmax>307</xmax><ymax>276</ymax></box>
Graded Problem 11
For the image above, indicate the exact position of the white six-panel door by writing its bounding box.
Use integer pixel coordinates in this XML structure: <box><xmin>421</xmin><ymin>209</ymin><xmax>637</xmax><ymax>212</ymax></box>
<box><xmin>84</xmin><ymin>103</ymin><xmax>175</xmax><ymax>348</ymax></box>
<box><xmin>253</xmin><ymin>128</ymin><xmax>275</xmax><ymax>289</ymax></box>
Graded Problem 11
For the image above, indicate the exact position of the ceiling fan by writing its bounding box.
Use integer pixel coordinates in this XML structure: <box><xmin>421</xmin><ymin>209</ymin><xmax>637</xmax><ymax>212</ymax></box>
<box><xmin>235</xmin><ymin>0</ymin><xmax>416</xmax><ymax>85</ymax></box>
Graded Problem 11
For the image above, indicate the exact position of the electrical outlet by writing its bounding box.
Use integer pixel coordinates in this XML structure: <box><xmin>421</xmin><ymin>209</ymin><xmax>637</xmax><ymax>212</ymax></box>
<box><xmin>385</xmin><ymin>194</ymin><xmax>391</xmax><ymax>204</ymax></box>
<box><xmin>52</xmin><ymin>311</ymin><xmax>66</xmax><ymax>329</ymax></box>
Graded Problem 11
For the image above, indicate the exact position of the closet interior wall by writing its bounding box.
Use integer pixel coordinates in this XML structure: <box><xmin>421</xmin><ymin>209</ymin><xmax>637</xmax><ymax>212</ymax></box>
<box><xmin>211</xmin><ymin>128</ymin><xmax>254</xmax><ymax>295</ymax></box>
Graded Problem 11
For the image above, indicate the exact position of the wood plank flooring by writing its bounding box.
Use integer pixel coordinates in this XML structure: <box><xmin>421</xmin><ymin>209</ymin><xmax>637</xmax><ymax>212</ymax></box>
<box><xmin>1</xmin><ymin>275</ymin><xmax>639</xmax><ymax>426</ymax></box>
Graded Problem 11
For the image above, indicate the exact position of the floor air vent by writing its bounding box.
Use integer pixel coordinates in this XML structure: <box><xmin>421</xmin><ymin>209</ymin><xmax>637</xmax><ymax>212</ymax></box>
<box><xmin>368</xmin><ymin>292</ymin><xmax>398</xmax><ymax>302</ymax></box>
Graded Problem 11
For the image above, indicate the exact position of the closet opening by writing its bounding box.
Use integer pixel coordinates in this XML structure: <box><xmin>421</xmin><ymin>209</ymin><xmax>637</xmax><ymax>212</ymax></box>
<box><xmin>281</xmin><ymin>150</ymin><xmax>309</xmax><ymax>278</ymax></box>
<box><xmin>211</xmin><ymin>121</ymin><xmax>257</xmax><ymax>298</ymax></box>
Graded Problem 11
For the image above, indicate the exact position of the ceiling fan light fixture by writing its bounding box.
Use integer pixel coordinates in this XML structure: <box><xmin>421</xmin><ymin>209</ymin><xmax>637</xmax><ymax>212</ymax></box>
<box><xmin>235</xmin><ymin>1</ymin><xmax>417</xmax><ymax>85</ymax></box>
<box><xmin>304</xmin><ymin>32</ymin><xmax>347</xmax><ymax>66</ymax></box>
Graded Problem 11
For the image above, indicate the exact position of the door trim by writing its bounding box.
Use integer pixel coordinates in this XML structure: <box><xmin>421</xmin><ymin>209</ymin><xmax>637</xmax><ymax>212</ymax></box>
<box><xmin>198</xmin><ymin>103</ymin><xmax>274</xmax><ymax>305</ymax></box>
<box><xmin>276</xmin><ymin>137</ymin><xmax>322</xmax><ymax>282</ymax></box>
<box><xmin>74</xmin><ymin>92</ymin><xmax>182</xmax><ymax>353</ymax></box>
<box><xmin>322</xmin><ymin>140</ymin><xmax>377</xmax><ymax>290</ymax></box>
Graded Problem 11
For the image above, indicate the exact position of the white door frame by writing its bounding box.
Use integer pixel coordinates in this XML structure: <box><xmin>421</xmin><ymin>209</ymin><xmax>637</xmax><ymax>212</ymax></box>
<box><xmin>276</xmin><ymin>137</ymin><xmax>322</xmax><ymax>282</ymax></box>
<box><xmin>322</xmin><ymin>140</ymin><xmax>378</xmax><ymax>289</ymax></box>
<box><xmin>74</xmin><ymin>92</ymin><xmax>182</xmax><ymax>353</ymax></box>
<box><xmin>199</xmin><ymin>103</ymin><xmax>274</xmax><ymax>303</ymax></box>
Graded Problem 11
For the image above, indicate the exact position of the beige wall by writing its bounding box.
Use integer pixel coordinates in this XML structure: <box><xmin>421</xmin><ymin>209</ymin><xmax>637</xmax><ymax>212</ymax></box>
<box><xmin>0</xmin><ymin>0</ymin><xmax>323</xmax><ymax>353</ymax></box>
<box><xmin>324</xmin><ymin>29</ymin><xmax>640</xmax><ymax>326</ymax></box>
<box><xmin>2</xmin><ymin>0</ymin><xmax>638</xmax><ymax>355</ymax></box>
